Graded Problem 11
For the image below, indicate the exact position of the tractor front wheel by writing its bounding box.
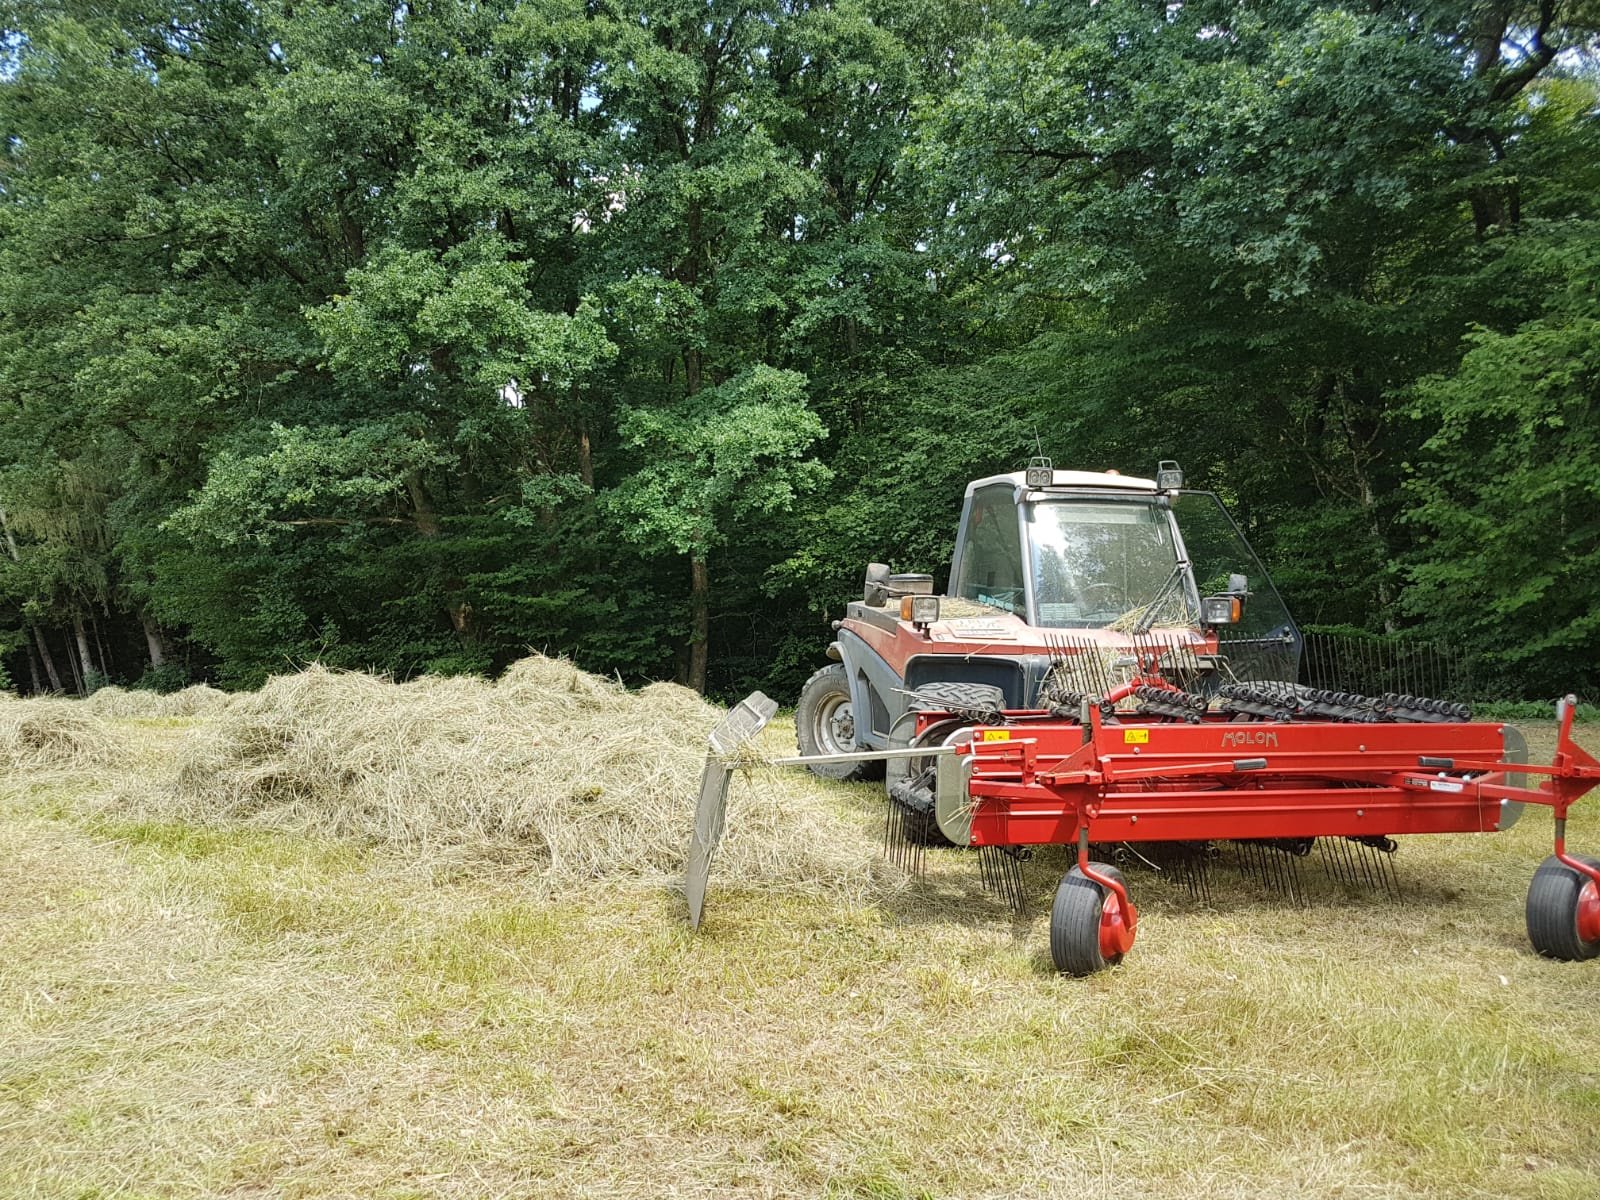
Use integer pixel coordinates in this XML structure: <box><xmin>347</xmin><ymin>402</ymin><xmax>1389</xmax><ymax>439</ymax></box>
<box><xmin>1526</xmin><ymin>854</ymin><xmax>1600</xmax><ymax>961</ymax></box>
<box><xmin>796</xmin><ymin>663</ymin><xmax>881</xmax><ymax>782</ymax></box>
<box><xmin>1051</xmin><ymin>864</ymin><xmax>1135</xmax><ymax>976</ymax></box>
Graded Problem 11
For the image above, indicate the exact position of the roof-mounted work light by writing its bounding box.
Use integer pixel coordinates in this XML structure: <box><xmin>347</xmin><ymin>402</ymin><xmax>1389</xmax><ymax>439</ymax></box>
<box><xmin>1025</xmin><ymin>455</ymin><xmax>1054</xmax><ymax>489</ymax></box>
<box><xmin>1156</xmin><ymin>460</ymin><xmax>1184</xmax><ymax>491</ymax></box>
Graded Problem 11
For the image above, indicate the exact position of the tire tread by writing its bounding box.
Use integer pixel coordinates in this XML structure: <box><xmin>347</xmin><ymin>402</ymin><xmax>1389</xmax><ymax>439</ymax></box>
<box><xmin>1526</xmin><ymin>853</ymin><xmax>1600</xmax><ymax>961</ymax></box>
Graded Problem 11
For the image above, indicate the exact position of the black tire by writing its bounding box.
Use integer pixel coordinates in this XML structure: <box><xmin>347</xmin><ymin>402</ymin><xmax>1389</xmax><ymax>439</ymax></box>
<box><xmin>1051</xmin><ymin>863</ymin><xmax>1128</xmax><ymax>976</ymax></box>
<box><xmin>796</xmin><ymin>663</ymin><xmax>881</xmax><ymax>782</ymax></box>
<box><xmin>1525</xmin><ymin>853</ymin><xmax>1600</xmax><ymax>961</ymax></box>
<box><xmin>906</xmin><ymin>681</ymin><xmax>1006</xmax><ymax>723</ymax></box>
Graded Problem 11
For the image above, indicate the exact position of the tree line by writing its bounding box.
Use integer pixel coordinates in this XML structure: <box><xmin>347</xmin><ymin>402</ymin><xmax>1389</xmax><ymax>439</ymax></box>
<box><xmin>1</xmin><ymin>0</ymin><xmax>1596</xmax><ymax>701</ymax></box>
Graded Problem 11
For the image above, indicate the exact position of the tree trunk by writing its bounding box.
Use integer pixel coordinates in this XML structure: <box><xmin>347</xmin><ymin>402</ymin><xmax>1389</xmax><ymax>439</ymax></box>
<box><xmin>406</xmin><ymin>470</ymin><xmax>474</xmax><ymax>639</ymax></box>
<box><xmin>405</xmin><ymin>470</ymin><xmax>443</xmax><ymax>538</ymax></box>
<box><xmin>0</xmin><ymin>508</ymin><xmax>41</xmax><ymax>694</ymax></box>
<box><xmin>688</xmin><ymin>552</ymin><xmax>710</xmax><ymax>695</ymax></box>
<box><xmin>92</xmin><ymin>615</ymin><xmax>109</xmax><ymax>679</ymax></box>
<box><xmin>33</xmin><ymin>626</ymin><xmax>63</xmax><ymax>693</ymax></box>
<box><xmin>0</xmin><ymin>504</ymin><xmax>18</xmax><ymax>561</ymax></box>
<box><xmin>141</xmin><ymin>614</ymin><xmax>167</xmax><ymax>669</ymax></box>
<box><xmin>72</xmin><ymin>615</ymin><xmax>94</xmax><ymax>692</ymax></box>
<box><xmin>578</xmin><ymin>426</ymin><xmax>595</xmax><ymax>489</ymax></box>
<box><xmin>684</xmin><ymin>348</ymin><xmax>702</xmax><ymax>397</ymax></box>
<box><xmin>64</xmin><ymin>626</ymin><xmax>84</xmax><ymax>695</ymax></box>
<box><xmin>24</xmin><ymin>636</ymin><xmax>43</xmax><ymax>694</ymax></box>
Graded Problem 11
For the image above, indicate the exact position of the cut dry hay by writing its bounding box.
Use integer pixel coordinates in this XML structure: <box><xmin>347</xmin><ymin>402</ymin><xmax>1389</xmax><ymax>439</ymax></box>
<box><xmin>112</xmin><ymin>656</ymin><xmax>892</xmax><ymax>896</ymax></box>
<box><xmin>0</xmin><ymin>695</ymin><xmax>118</xmax><ymax>771</ymax></box>
<box><xmin>82</xmin><ymin>684</ymin><xmax>234</xmax><ymax>719</ymax></box>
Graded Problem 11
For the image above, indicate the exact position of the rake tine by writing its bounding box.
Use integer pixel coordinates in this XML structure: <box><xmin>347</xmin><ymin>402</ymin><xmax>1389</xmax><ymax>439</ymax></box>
<box><xmin>975</xmin><ymin>846</ymin><xmax>1025</xmax><ymax>913</ymax></box>
<box><xmin>1170</xmin><ymin>843</ymin><xmax>1212</xmax><ymax>903</ymax></box>
<box><xmin>1352</xmin><ymin>837</ymin><xmax>1379</xmax><ymax>891</ymax></box>
<box><xmin>1325</xmin><ymin>836</ymin><xmax>1345</xmax><ymax>886</ymax></box>
<box><xmin>1270</xmin><ymin>844</ymin><xmax>1293</xmax><ymax>903</ymax></box>
<box><xmin>1362</xmin><ymin>840</ymin><xmax>1400</xmax><ymax>900</ymax></box>
<box><xmin>1337</xmin><ymin>837</ymin><xmax>1360</xmax><ymax>889</ymax></box>
<box><xmin>1349</xmin><ymin>838</ymin><xmax>1375</xmax><ymax>892</ymax></box>
<box><xmin>1363</xmin><ymin>842</ymin><xmax>1389</xmax><ymax>898</ymax></box>
<box><xmin>1319</xmin><ymin>838</ymin><xmax>1347</xmax><ymax>888</ymax></box>
<box><xmin>1005</xmin><ymin>848</ymin><xmax>1027</xmax><ymax>913</ymax></box>
<box><xmin>1273</xmin><ymin>846</ymin><xmax>1292</xmax><ymax>899</ymax></box>
<box><xmin>1338</xmin><ymin>837</ymin><xmax>1358</xmax><ymax>888</ymax></box>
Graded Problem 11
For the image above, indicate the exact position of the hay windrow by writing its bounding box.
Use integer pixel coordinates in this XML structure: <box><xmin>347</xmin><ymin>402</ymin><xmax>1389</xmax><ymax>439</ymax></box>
<box><xmin>111</xmin><ymin>656</ymin><xmax>892</xmax><ymax>896</ymax></box>
<box><xmin>82</xmin><ymin>684</ymin><xmax>234</xmax><ymax>719</ymax></box>
<box><xmin>0</xmin><ymin>696</ymin><xmax>119</xmax><ymax>770</ymax></box>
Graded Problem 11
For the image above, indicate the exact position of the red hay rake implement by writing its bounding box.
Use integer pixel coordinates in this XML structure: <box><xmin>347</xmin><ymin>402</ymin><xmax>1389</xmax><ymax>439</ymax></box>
<box><xmin>688</xmin><ymin>671</ymin><xmax>1600</xmax><ymax>977</ymax></box>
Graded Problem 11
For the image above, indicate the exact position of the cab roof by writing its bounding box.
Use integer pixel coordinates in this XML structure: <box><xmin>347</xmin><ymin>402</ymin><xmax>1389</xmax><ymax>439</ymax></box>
<box><xmin>964</xmin><ymin>469</ymin><xmax>1160</xmax><ymax>497</ymax></box>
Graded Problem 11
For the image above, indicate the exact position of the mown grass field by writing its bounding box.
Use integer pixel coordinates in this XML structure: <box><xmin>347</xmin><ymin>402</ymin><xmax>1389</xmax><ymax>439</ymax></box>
<box><xmin>2</xmin><ymin>714</ymin><xmax>1597</xmax><ymax>1199</ymax></box>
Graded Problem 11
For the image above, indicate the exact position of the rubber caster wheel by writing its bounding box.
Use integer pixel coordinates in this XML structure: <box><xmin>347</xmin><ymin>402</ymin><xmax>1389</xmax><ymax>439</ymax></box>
<box><xmin>1526</xmin><ymin>853</ymin><xmax>1600</xmax><ymax>961</ymax></box>
<box><xmin>1051</xmin><ymin>863</ymin><xmax>1136</xmax><ymax>976</ymax></box>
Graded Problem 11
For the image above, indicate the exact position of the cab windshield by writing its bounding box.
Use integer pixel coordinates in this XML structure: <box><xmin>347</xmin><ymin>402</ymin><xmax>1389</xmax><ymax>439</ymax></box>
<box><xmin>1028</xmin><ymin>500</ymin><xmax>1194</xmax><ymax>629</ymax></box>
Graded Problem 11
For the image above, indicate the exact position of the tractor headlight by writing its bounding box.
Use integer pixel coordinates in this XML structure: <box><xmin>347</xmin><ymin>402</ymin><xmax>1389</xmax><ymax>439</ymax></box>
<box><xmin>1156</xmin><ymin>460</ymin><xmax>1184</xmax><ymax>491</ymax></box>
<box><xmin>1201</xmin><ymin>595</ymin><xmax>1242</xmax><ymax>626</ymax></box>
<box><xmin>900</xmin><ymin>595</ymin><xmax>941</xmax><ymax>626</ymax></box>
<box><xmin>1025</xmin><ymin>455</ymin><xmax>1054</xmax><ymax>489</ymax></box>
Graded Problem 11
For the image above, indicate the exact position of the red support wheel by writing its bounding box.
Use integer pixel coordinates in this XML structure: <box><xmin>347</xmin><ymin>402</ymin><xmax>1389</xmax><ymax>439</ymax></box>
<box><xmin>1050</xmin><ymin>863</ymin><xmax>1136</xmax><ymax>976</ymax></box>
<box><xmin>1526</xmin><ymin>854</ymin><xmax>1600</xmax><ymax>961</ymax></box>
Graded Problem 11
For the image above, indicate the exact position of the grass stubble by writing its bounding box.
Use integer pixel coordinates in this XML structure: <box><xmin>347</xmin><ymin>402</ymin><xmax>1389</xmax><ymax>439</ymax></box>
<box><xmin>0</xmin><ymin>660</ymin><xmax>1596</xmax><ymax>1199</ymax></box>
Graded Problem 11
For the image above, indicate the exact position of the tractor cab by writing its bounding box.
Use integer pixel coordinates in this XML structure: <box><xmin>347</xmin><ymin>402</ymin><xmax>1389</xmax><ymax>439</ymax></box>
<box><xmin>949</xmin><ymin>461</ymin><xmax>1295</xmax><ymax>640</ymax></box>
<box><xmin>796</xmin><ymin>461</ymin><xmax>1301</xmax><ymax>776</ymax></box>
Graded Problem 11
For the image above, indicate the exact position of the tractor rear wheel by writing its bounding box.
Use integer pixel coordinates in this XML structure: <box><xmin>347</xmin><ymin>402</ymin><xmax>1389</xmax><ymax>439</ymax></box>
<box><xmin>1526</xmin><ymin>854</ymin><xmax>1600</xmax><ymax>961</ymax></box>
<box><xmin>1051</xmin><ymin>864</ymin><xmax>1134</xmax><ymax>976</ymax></box>
<box><xmin>796</xmin><ymin>663</ymin><xmax>881</xmax><ymax>782</ymax></box>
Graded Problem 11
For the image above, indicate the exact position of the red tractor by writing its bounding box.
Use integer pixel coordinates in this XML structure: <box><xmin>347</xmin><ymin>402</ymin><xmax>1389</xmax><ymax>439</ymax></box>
<box><xmin>786</xmin><ymin>460</ymin><xmax>1599</xmax><ymax>974</ymax></box>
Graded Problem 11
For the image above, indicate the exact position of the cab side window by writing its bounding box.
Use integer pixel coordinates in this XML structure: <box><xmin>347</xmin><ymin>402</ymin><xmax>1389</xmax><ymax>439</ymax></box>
<box><xmin>953</xmin><ymin>485</ymin><xmax>1026</xmax><ymax>615</ymax></box>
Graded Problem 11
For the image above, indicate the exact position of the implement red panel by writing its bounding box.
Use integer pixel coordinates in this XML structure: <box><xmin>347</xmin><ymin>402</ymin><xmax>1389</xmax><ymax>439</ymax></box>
<box><xmin>964</xmin><ymin>719</ymin><xmax>1513</xmax><ymax>848</ymax></box>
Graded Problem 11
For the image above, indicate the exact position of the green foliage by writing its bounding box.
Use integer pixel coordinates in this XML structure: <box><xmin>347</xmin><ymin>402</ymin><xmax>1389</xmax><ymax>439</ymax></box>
<box><xmin>1</xmin><ymin>0</ymin><xmax>1597</xmax><ymax>699</ymax></box>
<box><xmin>133</xmin><ymin>663</ymin><xmax>191</xmax><ymax>695</ymax></box>
<box><xmin>608</xmin><ymin>367</ymin><xmax>831</xmax><ymax>559</ymax></box>
<box><xmin>1403</xmin><ymin>223</ymin><xmax>1600</xmax><ymax>695</ymax></box>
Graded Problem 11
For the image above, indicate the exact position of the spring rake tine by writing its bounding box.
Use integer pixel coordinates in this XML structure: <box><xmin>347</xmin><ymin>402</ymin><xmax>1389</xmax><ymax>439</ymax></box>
<box><xmin>1382</xmin><ymin>846</ymin><xmax>1401</xmax><ymax>899</ymax></box>
<box><xmin>1337</xmin><ymin>837</ymin><xmax>1362</xmax><ymax>890</ymax></box>
<box><xmin>975</xmin><ymin>846</ymin><xmax>1027</xmax><ymax>914</ymax></box>
<box><xmin>1360</xmin><ymin>841</ymin><xmax>1391</xmax><ymax>898</ymax></box>
<box><xmin>1318</xmin><ymin>838</ymin><xmax>1350</xmax><ymax>889</ymax></box>
<box><xmin>1316</xmin><ymin>837</ymin><xmax>1401</xmax><ymax>900</ymax></box>
<box><xmin>1354</xmin><ymin>839</ymin><xmax>1380</xmax><ymax>891</ymax></box>
<box><xmin>881</xmin><ymin>800</ymin><xmax>926</xmax><ymax>878</ymax></box>
<box><xmin>1227</xmin><ymin>841</ymin><xmax>1306</xmax><ymax>905</ymax></box>
<box><xmin>1154</xmin><ymin>842</ymin><xmax>1212</xmax><ymax>903</ymax></box>
<box><xmin>1190</xmin><ymin>848</ymin><xmax>1213</xmax><ymax>904</ymax></box>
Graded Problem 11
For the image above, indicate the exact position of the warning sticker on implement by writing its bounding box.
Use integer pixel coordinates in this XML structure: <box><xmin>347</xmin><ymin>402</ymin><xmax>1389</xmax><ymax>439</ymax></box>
<box><xmin>979</xmin><ymin>730</ymin><xmax>1011</xmax><ymax>742</ymax></box>
<box><xmin>1123</xmin><ymin>729</ymin><xmax>1150</xmax><ymax>744</ymax></box>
